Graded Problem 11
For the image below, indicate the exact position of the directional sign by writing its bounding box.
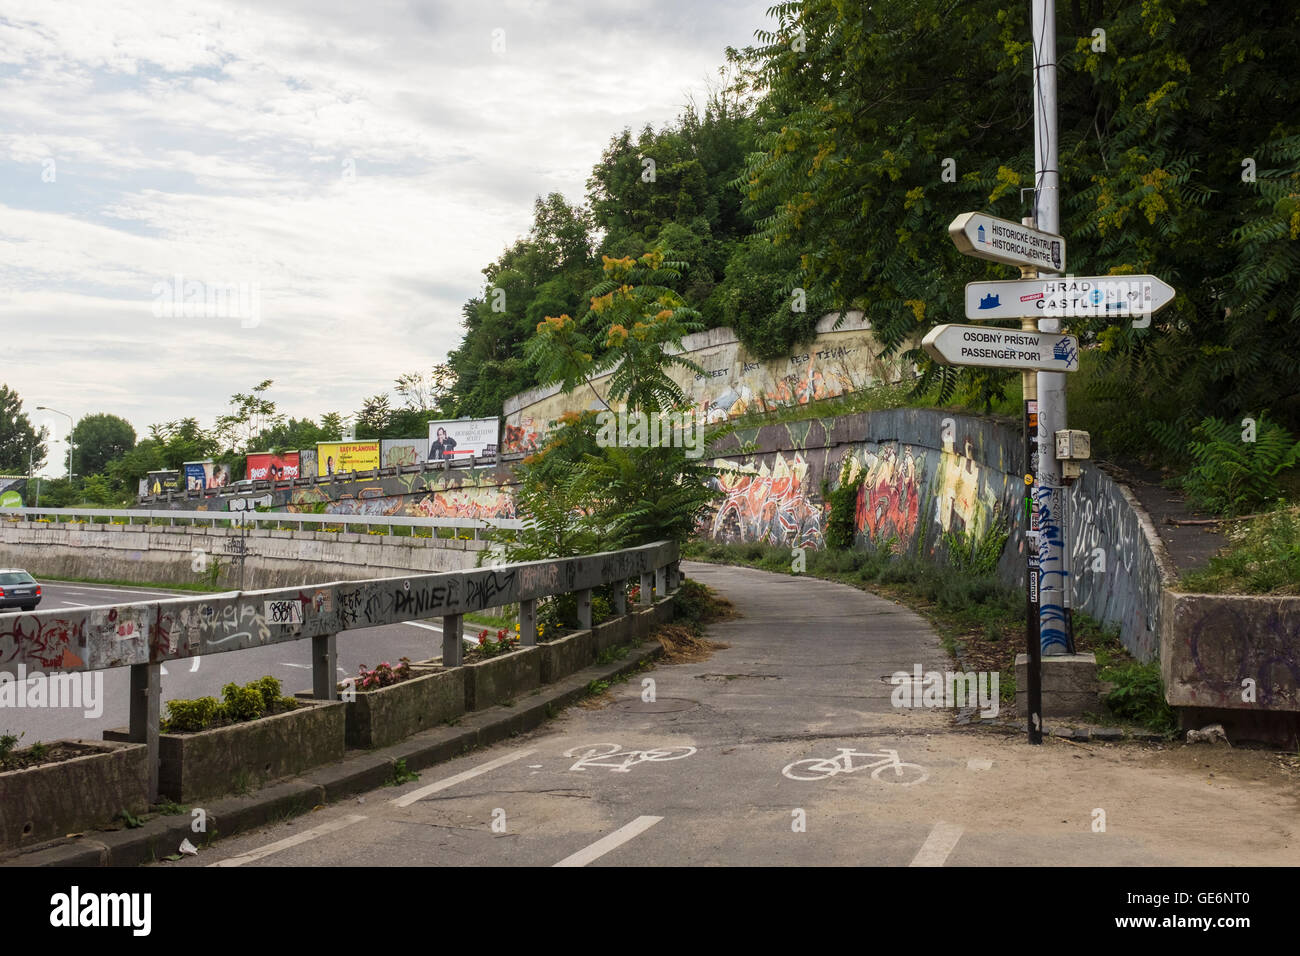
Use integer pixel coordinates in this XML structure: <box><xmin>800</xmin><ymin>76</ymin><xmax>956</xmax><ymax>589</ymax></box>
<box><xmin>964</xmin><ymin>275</ymin><xmax>1175</xmax><ymax>320</ymax></box>
<box><xmin>922</xmin><ymin>324</ymin><xmax>1079</xmax><ymax>372</ymax></box>
<box><xmin>949</xmin><ymin>212</ymin><xmax>1065</xmax><ymax>273</ymax></box>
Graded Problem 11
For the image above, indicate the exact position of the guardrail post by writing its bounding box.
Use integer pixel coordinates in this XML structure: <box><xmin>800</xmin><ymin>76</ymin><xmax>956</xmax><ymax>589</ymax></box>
<box><xmin>312</xmin><ymin>632</ymin><xmax>338</xmax><ymax>701</ymax></box>
<box><xmin>577</xmin><ymin>588</ymin><xmax>592</xmax><ymax>629</ymax></box>
<box><xmin>129</xmin><ymin>663</ymin><xmax>161</xmax><ymax>804</ymax></box>
<box><xmin>613</xmin><ymin>585</ymin><xmax>627</xmax><ymax>616</ymax></box>
<box><xmin>442</xmin><ymin>614</ymin><xmax>463</xmax><ymax>666</ymax></box>
<box><xmin>655</xmin><ymin>565</ymin><xmax>667</xmax><ymax>599</ymax></box>
<box><xmin>639</xmin><ymin>571</ymin><xmax>653</xmax><ymax>606</ymax></box>
<box><xmin>519</xmin><ymin>599</ymin><xmax>537</xmax><ymax>646</ymax></box>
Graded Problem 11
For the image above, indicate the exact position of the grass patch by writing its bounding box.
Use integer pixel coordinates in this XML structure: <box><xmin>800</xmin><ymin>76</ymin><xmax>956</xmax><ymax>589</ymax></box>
<box><xmin>1179</xmin><ymin>506</ymin><xmax>1300</xmax><ymax>595</ymax></box>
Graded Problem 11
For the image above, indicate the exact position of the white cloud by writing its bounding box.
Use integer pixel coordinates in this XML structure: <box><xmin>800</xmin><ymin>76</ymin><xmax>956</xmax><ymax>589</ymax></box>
<box><xmin>0</xmin><ymin>0</ymin><xmax>772</xmax><ymax>453</ymax></box>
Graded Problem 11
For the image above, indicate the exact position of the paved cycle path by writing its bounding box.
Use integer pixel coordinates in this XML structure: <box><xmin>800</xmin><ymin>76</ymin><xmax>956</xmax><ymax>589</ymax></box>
<box><xmin>165</xmin><ymin>563</ymin><xmax>1300</xmax><ymax>867</ymax></box>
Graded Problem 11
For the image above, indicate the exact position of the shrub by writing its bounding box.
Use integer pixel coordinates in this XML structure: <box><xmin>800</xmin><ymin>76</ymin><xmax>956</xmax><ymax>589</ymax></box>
<box><xmin>221</xmin><ymin>683</ymin><xmax>267</xmax><ymax>723</ymax></box>
<box><xmin>161</xmin><ymin>697</ymin><xmax>222</xmax><ymax>733</ymax></box>
<box><xmin>824</xmin><ymin>465</ymin><xmax>864</xmax><ymax>550</ymax></box>
<box><xmin>1102</xmin><ymin>661</ymin><xmax>1177</xmax><ymax>734</ymax></box>
<box><xmin>1180</xmin><ymin>413</ymin><xmax>1300</xmax><ymax>515</ymax></box>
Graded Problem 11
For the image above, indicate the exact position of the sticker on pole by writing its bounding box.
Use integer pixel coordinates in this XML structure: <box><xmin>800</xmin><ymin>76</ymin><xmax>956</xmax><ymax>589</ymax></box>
<box><xmin>265</xmin><ymin>600</ymin><xmax>304</xmax><ymax>625</ymax></box>
<box><xmin>949</xmin><ymin>212</ymin><xmax>1065</xmax><ymax>272</ymax></box>
<box><xmin>922</xmin><ymin>324</ymin><xmax>1079</xmax><ymax>372</ymax></box>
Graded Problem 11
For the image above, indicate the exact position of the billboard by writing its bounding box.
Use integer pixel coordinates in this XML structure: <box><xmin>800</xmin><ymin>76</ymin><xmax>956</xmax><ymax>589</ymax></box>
<box><xmin>428</xmin><ymin>418</ymin><xmax>499</xmax><ymax>461</ymax></box>
<box><xmin>246</xmin><ymin>451</ymin><xmax>300</xmax><ymax>482</ymax></box>
<box><xmin>299</xmin><ymin>448</ymin><xmax>318</xmax><ymax>479</ymax></box>
<box><xmin>146</xmin><ymin>470</ymin><xmax>181</xmax><ymax>495</ymax></box>
<box><xmin>381</xmin><ymin>438</ymin><xmax>429</xmax><ymax>468</ymax></box>
<box><xmin>183</xmin><ymin>461</ymin><xmax>210</xmax><ymax>492</ymax></box>
<box><xmin>209</xmin><ymin>463</ymin><xmax>231</xmax><ymax>489</ymax></box>
<box><xmin>316</xmin><ymin>442</ymin><xmax>380</xmax><ymax>477</ymax></box>
<box><xmin>0</xmin><ymin>476</ymin><xmax>25</xmax><ymax>508</ymax></box>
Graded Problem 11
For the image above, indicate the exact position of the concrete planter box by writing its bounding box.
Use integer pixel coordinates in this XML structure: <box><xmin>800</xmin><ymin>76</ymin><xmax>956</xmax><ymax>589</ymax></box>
<box><xmin>0</xmin><ymin>740</ymin><xmax>149</xmax><ymax>850</ymax></box>
<box><xmin>465</xmin><ymin>645</ymin><xmax>541</xmax><ymax>711</ymax></box>
<box><xmin>299</xmin><ymin>667</ymin><xmax>466</xmax><ymax>749</ymax></box>
<box><xmin>592</xmin><ymin>615</ymin><xmax>635</xmax><ymax>654</ymax></box>
<box><xmin>539</xmin><ymin>629</ymin><xmax>594</xmax><ymax>684</ymax></box>
<box><xmin>107</xmin><ymin>699</ymin><xmax>345</xmax><ymax>802</ymax></box>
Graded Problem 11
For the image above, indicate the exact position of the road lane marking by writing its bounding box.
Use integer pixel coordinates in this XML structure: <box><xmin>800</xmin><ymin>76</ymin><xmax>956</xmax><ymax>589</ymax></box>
<box><xmin>910</xmin><ymin>822</ymin><xmax>963</xmax><ymax>867</ymax></box>
<box><xmin>390</xmin><ymin>748</ymin><xmax>536</xmax><ymax>808</ymax></box>
<box><xmin>279</xmin><ymin>662</ymin><xmax>310</xmax><ymax>669</ymax></box>
<box><xmin>404</xmin><ymin>621</ymin><xmax>442</xmax><ymax>631</ymax></box>
<box><xmin>44</xmin><ymin>583</ymin><xmax>187</xmax><ymax>597</ymax></box>
<box><xmin>553</xmin><ymin>816</ymin><xmax>663</xmax><ymax>867</ymax></box>
<box><xmin>208</xmin><ymin>814</ymin><xmax>367</xmax><ymax>867</ymax></box>
<box><xmin>59</xmin><ymin>601</ymin><xmax>91</xmax><ymax>607</ymax></box>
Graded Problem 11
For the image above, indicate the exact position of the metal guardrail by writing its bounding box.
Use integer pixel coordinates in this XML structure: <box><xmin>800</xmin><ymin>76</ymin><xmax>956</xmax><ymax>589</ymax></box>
<box><xmin>0</xmin><ymin>540</ymin><xmax>680</xmax><ymax>800</ymax></box>
<box><xmin>0</xmin><ymin>506</ymin><xmax>524</xmax><ymax>533</ymax></box>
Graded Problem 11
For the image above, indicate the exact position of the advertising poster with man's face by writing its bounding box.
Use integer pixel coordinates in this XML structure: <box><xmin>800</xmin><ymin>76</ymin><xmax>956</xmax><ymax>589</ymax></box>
<box><xmin>427</xmin><ymin>418</ymin><xmax>499</xmax><ymax>461</ymax></box>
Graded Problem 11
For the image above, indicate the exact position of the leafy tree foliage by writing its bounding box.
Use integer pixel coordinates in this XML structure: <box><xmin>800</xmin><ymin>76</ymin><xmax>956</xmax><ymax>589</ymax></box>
<box><xmin>0</xmin><ymin>384</ymin><xmax>47</xmax><ymax>474</ymax></box>
<box><xmin>71</xmin><ymin>413</ymin><xmax>135</xmax><ymax>476</ymax></box>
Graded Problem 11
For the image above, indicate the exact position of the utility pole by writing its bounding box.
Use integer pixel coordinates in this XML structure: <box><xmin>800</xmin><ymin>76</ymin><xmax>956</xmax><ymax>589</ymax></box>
<box><xmin>1031</xmin><ymin>0</ymin><xmax>1073</xmax><ymax>657</ymax></box>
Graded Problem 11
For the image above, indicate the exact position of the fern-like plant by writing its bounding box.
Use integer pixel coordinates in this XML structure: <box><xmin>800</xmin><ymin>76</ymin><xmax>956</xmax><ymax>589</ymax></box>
<box><xmin>1180</xmin><ymin>412</ymin><xmax>1300</xmax><ymax>515</ymax></box>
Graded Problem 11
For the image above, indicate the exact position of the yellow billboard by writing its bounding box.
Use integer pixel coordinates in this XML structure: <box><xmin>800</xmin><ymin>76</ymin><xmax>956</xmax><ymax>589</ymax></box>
<box><xmin>316</xmin><ymin>442</ymin><xmax>380</xmax><ymax>477</ymax></box>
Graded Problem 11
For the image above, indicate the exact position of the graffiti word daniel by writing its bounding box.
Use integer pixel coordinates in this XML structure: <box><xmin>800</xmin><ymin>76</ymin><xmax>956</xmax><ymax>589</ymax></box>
<box><xmin>890</xmin><ymin>665</ymin><xmax>999</xmax><ymax>718</ymax></box>
<box><xmin>595</xmin><ymin>410</ymin><xmax>704</xmax><ymax>459</ymax></box>
<box><xmin>0</xmin><ymin>665</ymin><xmax>104</xmax><ymax>718</ymax></box>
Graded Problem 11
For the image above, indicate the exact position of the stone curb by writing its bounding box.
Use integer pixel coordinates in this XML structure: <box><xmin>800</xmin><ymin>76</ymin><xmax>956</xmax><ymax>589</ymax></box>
<box><xmin>1</xmin><ymin>639</ymin><xmax>663</xmax><ymax>868</ymax></box>
<box><xmin>970</xmin><ymin>716</ymin><xmax>1168</xmax><ymax>743</ymax></box>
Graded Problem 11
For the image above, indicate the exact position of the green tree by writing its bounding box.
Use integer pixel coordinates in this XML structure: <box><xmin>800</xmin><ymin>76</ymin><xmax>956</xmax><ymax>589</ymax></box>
<box><xmin>0</xmin><ymin>384</ymin><xmax>48</xmax><ymax>474</ymax></box>
<box><xmin>71</xmin><ymin>413</ymin><xmax>135</xmax><ymax>476</ymax></box>
<box><xmin>214</xmin><ymin>380</ymin><xmax>284</xmax><ymax>452</ymax></box>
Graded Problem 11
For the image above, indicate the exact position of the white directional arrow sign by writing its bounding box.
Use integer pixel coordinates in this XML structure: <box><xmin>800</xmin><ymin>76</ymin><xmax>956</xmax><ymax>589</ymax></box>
<box><xmin>949</xmin><ymin>212</ymin><xmax>1066</xmax><ymax>273</ymax></box>
<box><xmin>922</xmin><ymin>324</ymin><xmax>1079</xmax><ymax>373</ymax></box>
<box><xmin>964</xmin><ymin>275</ymin><xmax>1176</xmax><ymax>321</ymax></box>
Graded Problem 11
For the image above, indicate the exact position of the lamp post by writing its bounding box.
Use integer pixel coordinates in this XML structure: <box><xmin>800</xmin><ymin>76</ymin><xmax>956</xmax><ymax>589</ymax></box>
<box><xmin>36</xmin><ymin>406</ymin><xmax>73</xmax><ymax>480</ymax></box>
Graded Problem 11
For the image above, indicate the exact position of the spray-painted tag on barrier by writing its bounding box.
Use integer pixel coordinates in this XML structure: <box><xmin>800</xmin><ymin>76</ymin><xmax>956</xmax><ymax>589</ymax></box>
<box><xmin>265</xmin><ymin>600</ymin><xmax>304</xmax><ymax>625</ymax></box>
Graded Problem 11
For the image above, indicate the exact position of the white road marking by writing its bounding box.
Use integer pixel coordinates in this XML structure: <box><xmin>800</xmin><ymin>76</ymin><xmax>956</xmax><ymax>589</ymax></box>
<box><xmin>553</xmin><ymin>816</ymin><xmax>663</xmax><ymax>867</ymax></box>
<box><xmin>967</xmin><ymin>758</ymin><xmax>993</xmax><ymax>771</ymax></box>
<box><xmin>404</xmin><ymin>621</ymin><xmax>442</xmax><ymax>632</ymax></box>
<box><xmin>208</xmin><ymin>814</ymin><xmax>368</xmax><ymax>867</ymax></box>
<box><xmin>390</xmin><ymin>748</ymin><xmax>536</xmax><ymax>808</ymax></box>
<box><xmin>910</xmin><ymin>822</ymin><xmax>964</xmax><ymax>867</ymax></box>
<box><xmin>46</xmin><ymin>583</ymin><xmax>186</xmax><ymax>597</ymax></box>
<box><xmin>59</xmin><ymin>601</ymin><xmax>91</xmax><ymax>607</ymax></box>
<box><xmin>279</xmin><ymin>662</ymin><xmax>310</xmax><ymax>669</ymax></box>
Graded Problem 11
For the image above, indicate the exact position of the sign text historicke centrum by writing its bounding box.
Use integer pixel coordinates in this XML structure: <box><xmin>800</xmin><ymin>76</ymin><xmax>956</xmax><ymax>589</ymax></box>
<box><xmin>948</xmin><ymin>212</ymin><xmax>1066</xmax><ymax>273</ymax></box>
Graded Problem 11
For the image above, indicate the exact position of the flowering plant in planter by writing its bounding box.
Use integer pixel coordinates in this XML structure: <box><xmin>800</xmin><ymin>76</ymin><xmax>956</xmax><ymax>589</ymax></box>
<box><xmin>472</xmin><ymin>628</ymin><xmax>519</xmax><ymax>659</ymax></box>
<box><xmin>628</xmin><ymin>583</ymin><xmax>641</xmax><ymax>604</ymax></box>
<box><xmin>353</xmin><ymin>657</ymin><xmax>414</xmax><ymax>690</ymax></box>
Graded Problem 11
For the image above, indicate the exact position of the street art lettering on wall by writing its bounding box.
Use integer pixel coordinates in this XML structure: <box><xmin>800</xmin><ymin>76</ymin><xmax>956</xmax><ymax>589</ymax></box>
<box><xmin>502</xmin><ymin>317</ymin><xmax>916</xmax><ymax>454</ymax></box>
<box><xmin>706</xmin><ymin>452</ymin><xmax>825</xmax><ymax>549</ymax></box>
<box><xmin>286</xmin><ymin>468</ymin><xmax>517</xmax><ymax>520</ymax></box>
<box><xmin>852</xmin><ymin>445</ymin><xmax>924</xmax><ymax>549</ymax></box>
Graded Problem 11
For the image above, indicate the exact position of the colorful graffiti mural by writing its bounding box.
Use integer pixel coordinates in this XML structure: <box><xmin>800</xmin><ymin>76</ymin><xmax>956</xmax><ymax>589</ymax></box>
<box><xmin>850</xmin><ymin>444</ymin><xmax>924</xmax><ymax>548</ymax></box>
<box><xmin>706</xmin><ymin>452</ymin><xmax>824</xmax><ymax>548</ymax></box>
<box><xmin>285</xmin><ymin>468</ymin><xmax>517</xmax><ymax>520</ymax></box>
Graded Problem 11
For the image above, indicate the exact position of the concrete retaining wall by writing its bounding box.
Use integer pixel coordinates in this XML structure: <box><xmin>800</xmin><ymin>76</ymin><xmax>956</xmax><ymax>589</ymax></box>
<box><xmin>0</xmin><ymin>522</ymin><xmax>486</xmax><ymax>589</ymax></box>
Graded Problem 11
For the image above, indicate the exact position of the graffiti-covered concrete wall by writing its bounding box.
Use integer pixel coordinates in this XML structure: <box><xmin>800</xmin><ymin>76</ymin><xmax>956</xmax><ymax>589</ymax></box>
<box><xmin>703</xmin><ymin>409</ymin><xmax>1175</xmax><ymax>665</ymax></box>
<box><xmin>147</xmin><ymin>465</ymin><xmax>520</xmax><ymax>521</ymax></box>
<box><xmin>705</xmin><ymin>409</ymin><xmax>1024</xmax><ymax>571</ymax></box>
<box><xmin>502</xmin><ymin>312</ymin><xmax>916</xmax><ymax>454</ymax></box>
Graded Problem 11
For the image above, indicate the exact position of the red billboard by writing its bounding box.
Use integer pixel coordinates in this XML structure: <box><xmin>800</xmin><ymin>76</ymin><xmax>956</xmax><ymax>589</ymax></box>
<box><xmin>245</xmin><ymin>452</ymin><xmax>300</xmax><ymax>481</ymax></box>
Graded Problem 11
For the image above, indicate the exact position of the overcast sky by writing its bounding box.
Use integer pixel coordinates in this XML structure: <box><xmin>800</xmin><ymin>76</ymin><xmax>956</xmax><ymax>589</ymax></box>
<box><xmin>0</xmin><ymin>0</ymin><xmax>772</xmax><ymax>472</ymax></box>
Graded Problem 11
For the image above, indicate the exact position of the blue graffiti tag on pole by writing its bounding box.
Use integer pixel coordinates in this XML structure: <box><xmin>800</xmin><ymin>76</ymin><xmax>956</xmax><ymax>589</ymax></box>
<box><xmin>1035</xmin><ymin>483</ymin><xmax>1071</xmax><ymax>653</ymax></box>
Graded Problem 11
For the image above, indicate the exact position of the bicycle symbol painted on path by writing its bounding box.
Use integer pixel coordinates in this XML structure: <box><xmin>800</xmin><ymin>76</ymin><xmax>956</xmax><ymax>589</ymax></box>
<box><xmin>563</xmin><ymin>742</ymin><xmax>697</xmax><ymax>773</ymax></box>
<box><xmin>782</xmin><ymin>748</ymin><xmax>928</xmax><ymax>785</ymax></box>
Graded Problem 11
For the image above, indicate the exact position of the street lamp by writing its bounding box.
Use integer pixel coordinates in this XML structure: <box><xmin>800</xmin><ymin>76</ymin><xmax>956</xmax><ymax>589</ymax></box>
<box><xmin>36</xmin><ymin>406</ymin><xmax>73</xmax><ymax>480</ymax></box>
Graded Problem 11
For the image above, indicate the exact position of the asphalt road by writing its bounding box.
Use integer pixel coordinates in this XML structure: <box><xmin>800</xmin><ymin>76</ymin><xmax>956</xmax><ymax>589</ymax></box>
<box><xmin>161</xmin><ymin>562</ymin><xmax>1300</xmax><ymax>868</ymax></box>
<box><xmin>0</xmin><ymin>580</ymin><xmax>492</xmax><ymax>745</ymax></box>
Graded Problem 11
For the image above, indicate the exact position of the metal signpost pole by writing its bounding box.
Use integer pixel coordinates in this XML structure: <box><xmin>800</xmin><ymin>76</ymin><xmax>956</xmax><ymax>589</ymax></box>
<box><xmin>1020</xmin><ymin>258</ymin><xmax>1043</xmax><ymax>745</ymax></box>
<box><xmin>1031</xmin><ymin>0</ymin><xmax>1072</xmax><ymax>658</ymax></box>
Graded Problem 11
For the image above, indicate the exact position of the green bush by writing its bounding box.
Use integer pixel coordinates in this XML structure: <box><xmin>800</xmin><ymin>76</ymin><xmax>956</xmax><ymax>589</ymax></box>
<box><xmin>248</xmin><ymin>676</ymin><xmax>283</xmax><ymax>711</ymax></box>
<box><xmin>1180</xmin><ymin>413</ymin><xmax>1300</xmax><ymax>515</ymax></box>
<box><xmin>220</xmin><ymin>683</ymin><xmax>267</xmax><ymax>723</ymax></box>
<box><xmin>1102</xmin><ymin>661</ymin><xmax>1177</xmax><ymax>734</ymax></box>
<box><xmin>1180</xmin><ymin>505</ymin><xmax>1300</xmax><ymax>594</ymax></box>
<box><xmin>824</xmin><ymin>465</ymin><xmax>864</xmax><ymax>550</ymax></box>
<box><xmin>161</xmin><ymin>696</ymin><xmax>222</xmax><ymax>734</ymax></box>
